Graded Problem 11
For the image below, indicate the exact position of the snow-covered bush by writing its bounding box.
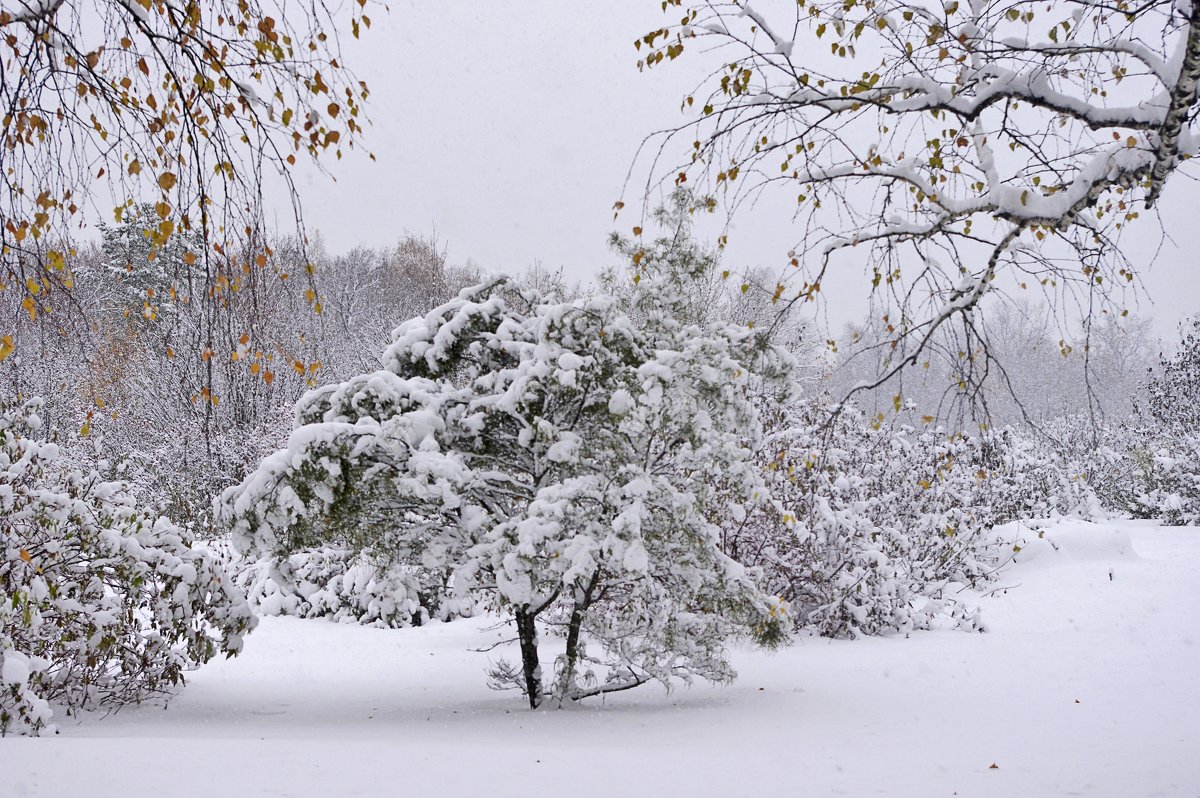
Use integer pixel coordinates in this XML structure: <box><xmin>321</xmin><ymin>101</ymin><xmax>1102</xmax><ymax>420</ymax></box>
<box><xmin>0</xmin><ymin>399</ymin><xmax>255</xmax><ymax>737</ymax></box>
<box><xmin>219</xmin><ymin>274</ymin><xmax>793</xmax><ymax>706</ymax></box>
<box><xmin>727</xmin><ymin>404</ymin><xmax>1101</xmax><ymax>638</ymax></box>
<box><xmin>1034</xmin><ymin>322</ymin><xmax>1200</xmax><ymax>527</ymax></box>
<box><xmin>1148</xmin><ymin>319</ymin><xmax>1200</xmax><ymax>435</ymax></box>
<box><xmin>973</xmin><ymin>426</ymin><xmax>1104</xmax><ymax>524</ymax></box>
<box><xmin>1113</xmin><ymin>433</ymin><xmax>1200</xmax><ymax>525</ymax></box>
<box><xmin>230</xmin><ymin>546</ymin><xmax>443</xmax><ymax>628</ymax></box>
<box><xmin>1033</xmin><ymin>416</ymin><xmax>1132</xmax><ymax>516</ymax></box>
<box><xmin>1005</xmin><ymin>412</ymin><xmax>1199</xmax><ymax>527</ymax></box>
<box><xmin>1130</xmin><ymin>319</ymin><xmax>1200</xmax><ymax>525</ymax></box>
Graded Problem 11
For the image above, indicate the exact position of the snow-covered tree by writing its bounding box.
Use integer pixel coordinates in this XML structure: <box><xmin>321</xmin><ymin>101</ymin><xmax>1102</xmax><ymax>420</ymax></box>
<box><xmin>0</xmin><ymin>399</ymin><xmax>254</xmax><ymax>736</ymax></box>
<box><xmin>219</xmin><ymin>274</ymin><xmax>794</xmax><ymax>707</ymax></box>
<box><xmin>607</xmin><ymin>188</ymin><xmax>813</xmax><ymax>365</ymax></box>
<box><xmin>634</xmin><ymin>0</ymin><xmax>1200</xmax><ymax>399</ymax></box>
<box><xmin>93</xmin><ymin>203</ymin><xmax>204</xmax><ymax>317</ymax></box>
<box><xmin>604</xmin><ymin>190</ymin><xmax>729</xmax><ymax>329</ymax></box>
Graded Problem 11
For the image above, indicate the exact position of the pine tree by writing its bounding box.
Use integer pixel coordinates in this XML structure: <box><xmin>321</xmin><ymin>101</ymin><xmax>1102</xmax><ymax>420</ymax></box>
<box><xmin>219</xmin><ymin>269</ymin><xmax>794</xmax><ymax>706</ymax></box>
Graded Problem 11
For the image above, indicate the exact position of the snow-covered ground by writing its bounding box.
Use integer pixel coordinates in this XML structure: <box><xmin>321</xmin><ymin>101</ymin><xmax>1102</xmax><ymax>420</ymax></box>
<box><xmin>5</xmin><ymin>520</ymin><xmax>1197</xmax><ymax>797</ymax></box>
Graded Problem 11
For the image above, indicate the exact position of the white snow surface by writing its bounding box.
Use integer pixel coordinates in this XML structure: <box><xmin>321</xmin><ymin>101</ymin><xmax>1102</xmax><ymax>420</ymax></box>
<box><xmin>5</xmin><ymin>520</ymin><xmax>1197</xmax><ymax>797</ymax></box>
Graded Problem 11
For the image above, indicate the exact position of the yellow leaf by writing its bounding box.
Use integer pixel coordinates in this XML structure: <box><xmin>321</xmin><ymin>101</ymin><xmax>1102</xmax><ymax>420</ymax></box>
<box><xmin>0</xmin><ymin>335</ymin><xmax>13</xmax><ymax>361</ymax></box>
<box><xmin>158</xmin><ymin>172</ymin><xmax>178</xmax><ymax>190</ymax></box>
<box><xmin>19</xmin><ymin>549</ymin><xmax>31</xmax><ymax>563</ymax></box>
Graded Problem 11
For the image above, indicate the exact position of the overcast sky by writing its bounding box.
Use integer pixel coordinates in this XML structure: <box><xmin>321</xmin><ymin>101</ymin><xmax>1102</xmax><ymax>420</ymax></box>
<box><xmin>292</xmin><ymin>1</ymin><xmax>1199</xmax><ymax>341</ymax></box>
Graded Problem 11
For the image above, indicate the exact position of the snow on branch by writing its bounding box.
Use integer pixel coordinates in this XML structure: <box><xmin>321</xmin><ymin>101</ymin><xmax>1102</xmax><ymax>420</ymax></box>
<box><xmin>0</xmin><ymin>0</ymin><xmax>65</xmax><ymax>26</ymax></box>
<box><xmin>633</xmin><ymin>0</ymin><xmax>1200</xmax><ymax>399</ymax></box>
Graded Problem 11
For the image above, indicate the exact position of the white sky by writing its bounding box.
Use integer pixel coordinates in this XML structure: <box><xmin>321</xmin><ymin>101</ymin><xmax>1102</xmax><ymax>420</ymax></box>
<box><xmin>293</xmin><ymin>0</ymin><xmax>1199</xmax><ymax>341</ymax></box>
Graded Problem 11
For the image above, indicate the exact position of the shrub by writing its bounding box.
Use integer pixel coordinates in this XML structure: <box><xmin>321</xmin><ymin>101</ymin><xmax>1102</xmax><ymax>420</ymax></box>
<box><xmin>0</xmin><ymin>399</ymin><xmax>254</xmax><ymax>736</ymax></box>
<box><xmin>727</xmin><ymin>403</ymin><xmax>1101</xmax><ymax>638</ymax></box>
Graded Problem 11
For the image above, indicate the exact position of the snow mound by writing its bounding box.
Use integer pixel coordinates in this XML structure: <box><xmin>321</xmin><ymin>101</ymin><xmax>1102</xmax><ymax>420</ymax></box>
<box><xmin>995</xmin><ymin>518</ymin><xmax>1138</xmax><ymax>569</ymax></box>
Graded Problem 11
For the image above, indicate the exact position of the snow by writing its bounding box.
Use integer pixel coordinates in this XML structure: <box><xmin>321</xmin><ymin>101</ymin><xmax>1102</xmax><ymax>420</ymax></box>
<box><xmin>1</xmin><ymin>650</ymin><xmax>30</xmax><ymax>686</ymax></box>
<box><xmin>622</xmin><ymin>538</ymin><xmax>649</xmax><ymax>573</ymax></box>
<box><xmin>5</xmin><ymin>521</ymin><xmax>1197</xmax><ymax>797</ymax></box>
<box><xmin>607</xmin><ymin>388</ymin><xmax>634</xmax><ymax>414</ymax></box>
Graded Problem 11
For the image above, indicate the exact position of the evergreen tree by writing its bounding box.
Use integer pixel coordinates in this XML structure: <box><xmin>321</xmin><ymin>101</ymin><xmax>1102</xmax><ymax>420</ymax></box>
<box><xmin>219</xmin><ymin>270</ymin><xmax>793</xmax><ymax>707</ymax></box>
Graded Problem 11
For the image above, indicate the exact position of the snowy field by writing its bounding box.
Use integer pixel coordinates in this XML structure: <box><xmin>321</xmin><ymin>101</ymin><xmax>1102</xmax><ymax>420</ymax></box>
<box><xmin>4</xmin><ymin>520</ymin><xmax>1197</xmax><ymax>798</ymax></box>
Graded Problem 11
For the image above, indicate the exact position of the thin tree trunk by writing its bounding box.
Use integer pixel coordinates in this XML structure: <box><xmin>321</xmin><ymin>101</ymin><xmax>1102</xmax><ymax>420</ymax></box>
<box><xmin>514</xmin><ymin>608</ymin><xmax>542</xmax><ymax>708</ymax></box>
<box><xmin>558</xmin><ymin>605</ymin><xmax>586</xmax><ymax>703</ymax></box>
<box><xmin>557</xmin><ymin>569</ymin><xmax>600</xmax><ymax>704</ymax></box>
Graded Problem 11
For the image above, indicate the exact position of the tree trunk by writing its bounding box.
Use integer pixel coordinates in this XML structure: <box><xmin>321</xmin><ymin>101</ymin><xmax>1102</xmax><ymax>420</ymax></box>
<box><xmin>558</xmin><ymin>604</ymin><xmax>586</xmax><ymax>704</ymax></box>
<box><xmin>1147</xmin><ymin>2</ymin><xmax>1200</xmax><ymax>207</ymax></box>
<box><xmin>557</xmin><ymin>569</ymin><xmax>600</xmax><ymax>704</ymax></box>
<box><xmin>514</xmin><ymin>608</ymin><xmax>542</xmax><ymax>708</ymax></box>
